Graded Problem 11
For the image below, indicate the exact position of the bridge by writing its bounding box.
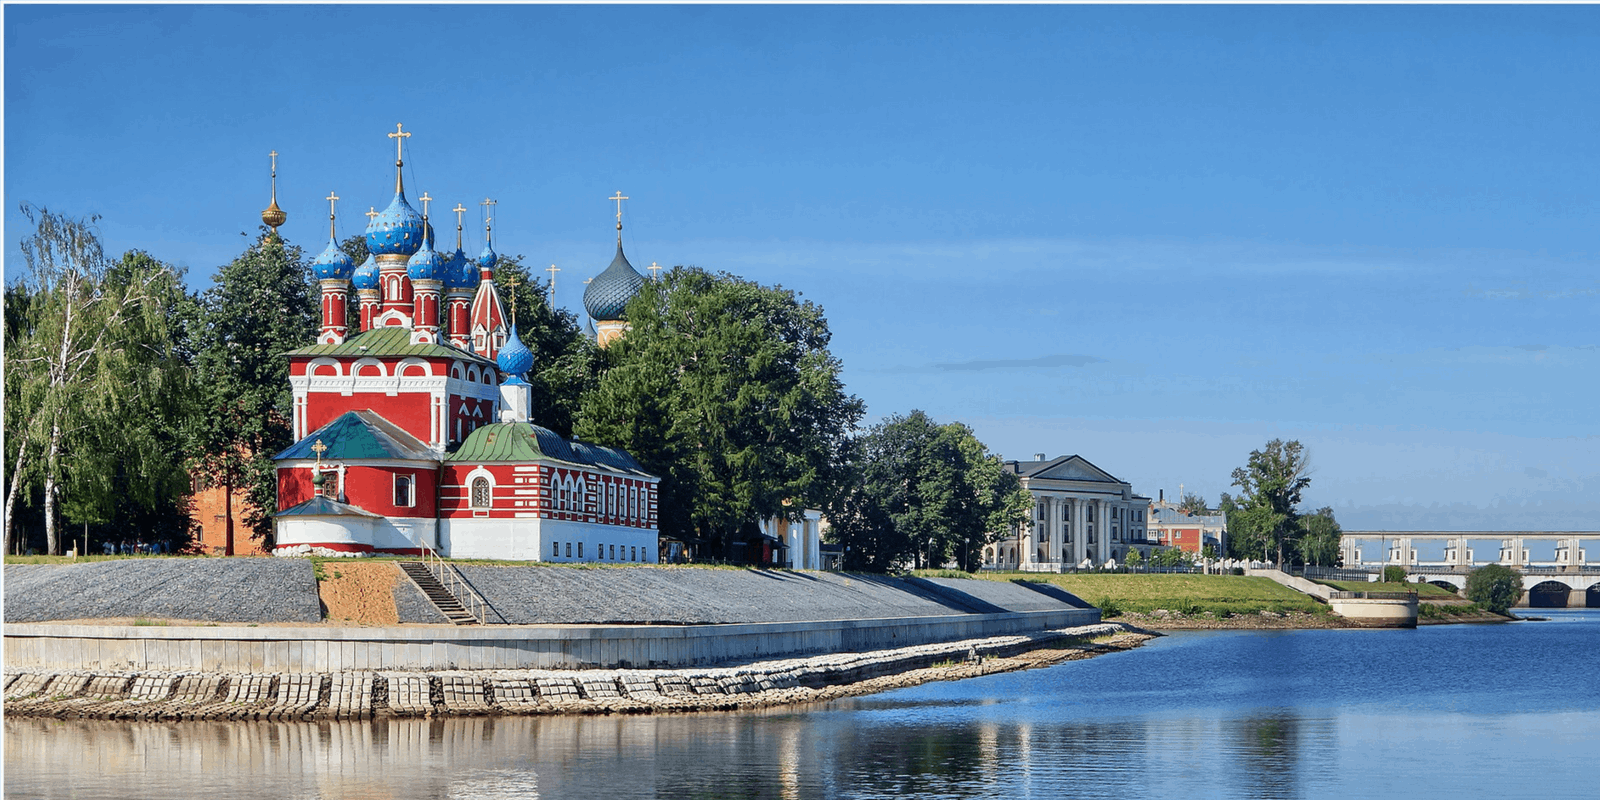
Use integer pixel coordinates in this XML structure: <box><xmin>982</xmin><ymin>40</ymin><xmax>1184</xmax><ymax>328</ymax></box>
<box><xmin>1339</xmin><ymin>531</ymin><xmax>1600</xmax><ymax>608</ymax></box>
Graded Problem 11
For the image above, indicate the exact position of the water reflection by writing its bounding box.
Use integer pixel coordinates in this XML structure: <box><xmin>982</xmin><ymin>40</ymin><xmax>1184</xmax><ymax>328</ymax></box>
<box><xmin>8</xmin><ymin>610</ymin><xmax>1599</xmax><ymax>799</ymax></box>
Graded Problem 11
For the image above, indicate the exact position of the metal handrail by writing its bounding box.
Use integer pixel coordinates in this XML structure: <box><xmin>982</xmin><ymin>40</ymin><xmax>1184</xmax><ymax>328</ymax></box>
<box><xmin>409</xmin><ymin>534</ymin><xmax>490</xmax><ymax>625</ymax></box>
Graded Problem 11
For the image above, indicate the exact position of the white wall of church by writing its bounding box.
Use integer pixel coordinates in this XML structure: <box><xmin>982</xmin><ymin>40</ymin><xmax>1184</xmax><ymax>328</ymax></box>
<box><xmin>441</xmin><ymin>517</ymin><xmax>657</xmax><ymax>563</ymax></box>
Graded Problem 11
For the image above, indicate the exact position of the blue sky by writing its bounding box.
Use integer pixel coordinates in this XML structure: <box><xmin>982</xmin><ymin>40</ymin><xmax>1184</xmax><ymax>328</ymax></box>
<box><xmin>6</xmin><ymin>5</ymin><xmax>1598</xmax><ymax>529</ymax></box>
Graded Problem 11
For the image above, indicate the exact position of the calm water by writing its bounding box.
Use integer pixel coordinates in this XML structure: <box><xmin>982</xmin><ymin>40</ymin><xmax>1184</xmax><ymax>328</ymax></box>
<box><xmin>8</xmin><ymin>609</ymin><xmax>1599</xmax><ymax>799</ymax></box>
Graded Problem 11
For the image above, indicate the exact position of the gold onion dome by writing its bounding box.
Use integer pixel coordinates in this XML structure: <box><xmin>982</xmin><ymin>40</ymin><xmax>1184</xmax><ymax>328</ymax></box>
<box><xmin>262</xmin><ymin>150</ymin><xmax>287</xmax><ymax>232</ymax></box>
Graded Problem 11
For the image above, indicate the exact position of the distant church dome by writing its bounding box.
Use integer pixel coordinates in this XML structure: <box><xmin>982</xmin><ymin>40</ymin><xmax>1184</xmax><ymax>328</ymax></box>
<box><xmin>352</xmin><ymin>254</ymin><xmax>379</xmax><ymax>290</ymax></box>
<box><xmin>477</xmin><ymin>240</ymin><xmax>497</xmax><ymax>273</ymax></box>
<box><xmin>444</xmin><ymin>246</ymin><xmax>475</xmax><ymax>289</ymax></box>
<box><xmin>406</xmin><ymin>227</ymin><xmax>444</xmax><ymax>281</ymax></box>
<box><xmin>311</xmin><ymin>237</ymin><xmax>354</xmax><ymax>281</ymax></box>
<box><xmin>583</xmin><ymin>243</ymin><xmax>646</xmax><ymax>322</ymax></box>
<box><xmin>366</xmin><ymin>191</ymin><xmax>424</xmax><ymax>257</ymax></box>
<box><xmin>496</xmin><ymin>325</ymin><xmax>534</xmax><ymax>381</ymax></box>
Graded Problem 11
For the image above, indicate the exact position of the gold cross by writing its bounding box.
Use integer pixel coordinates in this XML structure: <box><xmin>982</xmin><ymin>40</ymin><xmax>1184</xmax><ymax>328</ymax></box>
<box><xmin>311</xmin><ymin>439</ymin><xmax>327</xmax><ymax>468</ymax></box>
<box><xmin>268</xmin><ymin>150</ymin><xmax>278</xmax><ymax>176</ymax></box>
<box><xmin>365</xmin><ymin>206</ymin><xmax>378</xmax><ymax>223</ymax></box>
<box><xmin>546</xmin><ymin>264</ymin><xmax>560</xmax><ymax>296</ymax></box>
<box><xmin>609</xmin><ymin>191</ymin><xmax>628</xmax><ymax>225</ymax></box>
<box><xmin>501</xmin><ymin>270</ymin><xmax>522</xmax><ymax>323</ymax></box>
<box><xmin>388</xmin><ymin>123</ymin><xmax>410</xmax><ymax>165</ymax></box>
<box><xmin>325</xmin><ymin>192</ymin><xmax>339</xmax><ymax>239</ymax></box>
<box><xmin>453</xmin><ymin>203</ymin><xmax>467</xmax><ymax>249</ymax></box>
<box><xmin>480</xmin><ymin>198</ymin><xmax>497</xmax><ymax>242</ymax></box>
<box><xmin>419</xmin><ymin>192</ymin><xmax>432</xmax><ymax>220</ymax></box>
<box><xmin>648</xmin><ymin>261</ymin><xmax>662</xmax><ymax>279</ymax></box>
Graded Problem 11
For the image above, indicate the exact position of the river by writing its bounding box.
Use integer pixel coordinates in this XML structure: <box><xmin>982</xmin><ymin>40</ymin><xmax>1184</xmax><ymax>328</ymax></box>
<box><xmin>7</xmin><ymin>609</ymin><xmax>1598</xmax><ymax>799</ymax></box>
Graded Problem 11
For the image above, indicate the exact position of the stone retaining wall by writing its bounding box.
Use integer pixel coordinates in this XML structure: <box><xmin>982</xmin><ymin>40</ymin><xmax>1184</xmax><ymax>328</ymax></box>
<box><xmin>4</xmin><ymin>607</ymin><xmax>1099</xmax><ymax>673</ymax></box>
<box><xmin>2</xmin><ymin>623</ymin><xmax>1130</xmax><ymax>721</ymax></box>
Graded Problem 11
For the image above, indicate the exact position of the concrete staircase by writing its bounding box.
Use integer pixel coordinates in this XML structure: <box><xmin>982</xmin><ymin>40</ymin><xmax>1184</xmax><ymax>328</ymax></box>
<box><xmin>1246</xmin><ymin>568</ymin><xmax>1335</xmax><ymax>602</ymax></box>
<box><xmin>398</xmin><ymin>562</ymin><xmax>478</xmax><ymax>625</ymax></box>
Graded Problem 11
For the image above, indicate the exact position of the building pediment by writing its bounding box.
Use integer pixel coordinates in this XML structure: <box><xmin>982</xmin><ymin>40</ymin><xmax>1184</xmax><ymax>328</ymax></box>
<box><xmin>1026</xmin><ymin>455</ymin><xmax>1124</xmax><ymax>485</ymax></box>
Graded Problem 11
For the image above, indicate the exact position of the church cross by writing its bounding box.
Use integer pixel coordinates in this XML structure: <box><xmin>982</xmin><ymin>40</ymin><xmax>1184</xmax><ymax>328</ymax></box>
<box><xmin>546</xmin><ymin>264</ymin><xmax>560</xmax><ymax>298</ymax></box>
<box><xmin>609</xmin><ymin>191</ymin><xmax>628</xmax><ymax>226</ymax></box>
<box><xmin>388</xmin><ymin>123</ymin><xmax>410</xmax><ymax>165</ymax></box>
<box><xmin>365</xmin><ymin>206</ymin><xmax>378</xmax><ymax>224</ymax></box>
<box><xmin>480</xmin><ymin>198</ymin><xmax>497</xmax><ymax>243</ymax></box>
<box><xmin>325</xmin><ymin>192</ymin><xmax>339</xmax><ymax>238</ymax></box>
<box><xmin>311</xmin><ymin>438</ymin><xmax>327</xmax><ymax>468</ymax></box>
<box><xmin>502</xmin><ymin>270</ymin><xmax>522</xmax><ymax>324</ymax></box>
<box><xmin>453</xmin><ymin>203</ymin><xmax>467</xmax><ymax>248</ymax></box>
<box><xmin>419</xmin><ymin>192</ymin><xmax>432</xmax><ymax>219</ymax></box>
<box><xmin>648</xmin><ymin>261</ymin><xmax>662</xmax><ymax>280</ymax></box>
<box><xmin>269</xmin><ymin>150</ymin><xmax>278</xmax><ymax>176</ymax></box>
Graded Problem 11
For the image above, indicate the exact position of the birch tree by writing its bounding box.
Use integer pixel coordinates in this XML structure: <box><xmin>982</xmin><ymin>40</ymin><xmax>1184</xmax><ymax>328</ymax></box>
<box><xmin>5</xmin><ymin>205</ymin><xmax>190</xmax><ymax>554</ymax></box>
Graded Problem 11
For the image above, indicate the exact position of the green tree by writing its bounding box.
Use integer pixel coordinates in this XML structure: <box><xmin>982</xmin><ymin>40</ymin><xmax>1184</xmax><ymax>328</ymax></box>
<box><xmin>5</xmin><ymin>206</ymin><xmax>195</xmax><ymax>554</ymax></box>
<box><xmin>1465</xmin><ymin>564</ymin><xmax>1523</xmax><ymax>615</ymax></box>
<box><xmin>575</xmin><ymin>267</ymin><xmax>863</xmax><ymax>562</ymax></box>
<box><xmin>1297</xmin><ymin>507</ymin><xmax>1343</xmax><ymax>567</ymax></box>
<box><xmin>1178</xmin><ymin>492</ymin><xmax>1210</xmax><ymax>515</ymax></box>
<box><xmin>1153</xmin><ymin>546</ymin><xmax>1193</xmax><ymax>568</ymax></box>
<box><xmin>1124</xmin><ymin>548</ymin><xmax>1144</xmax><ymax>569</ymax></box>
<box><xmin>1229</xmin><ymin>439</ymin><xmax>1311</xmax><ymax>568</ymax></box>
<box><xmin>190</xmin><ymin>229</ymin><xmax>317</xmax><ymax>550</ymax></box>
<box><xmin>1202</xmin><ymin>543</ymin><xmax>1218</xmax><ymax>560</ymax></box>
<box><xmin>824</xmin><ymin>411</ymin><xmax>1030</xmax><ymax>573</ymax></box>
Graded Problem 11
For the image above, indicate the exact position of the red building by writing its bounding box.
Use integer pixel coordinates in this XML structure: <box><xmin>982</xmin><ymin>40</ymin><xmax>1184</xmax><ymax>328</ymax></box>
<box><xmin>272</xmin><ymin>127</ymin><xmax>658</xmax><ymax>562</ymax></box>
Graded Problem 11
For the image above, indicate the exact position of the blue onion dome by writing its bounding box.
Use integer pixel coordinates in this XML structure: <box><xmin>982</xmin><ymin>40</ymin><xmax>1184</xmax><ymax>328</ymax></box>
<box><xmin>476</xmin><ymin>240</ymin><xmax>497</xmax><ymax>273</ymax></box>
<box><xmin>406</xmin><ymin>228</ymin><xmax>444</xmax><ymax>281</ymax></box>
<box><xmin>366</xmin><ymin>191</ymin><xmax>425</xmax><ymax>257</ymax></box>
<box><xmin>311</xmin><ymin>237</ymin><xmax>355</xmax><ymax>281</ymax></box>
<box><xmin>352</xmin><ymin>254</ymin><xmax>379</xmax><ymax>290</ymax></box>
<box><xmin>444</xmin><ymin>247</ymin><xmax>475</xmax><ymax>290</ymax></box>
<box><xmin>583</xmin><ymin>242</ymin><xmax>646</xmax><ymax>321</ymax></box>
<box><xmin>496</xmin><ymin>324</ymin><xmax>534</xmax><ymax>381</ymax></box>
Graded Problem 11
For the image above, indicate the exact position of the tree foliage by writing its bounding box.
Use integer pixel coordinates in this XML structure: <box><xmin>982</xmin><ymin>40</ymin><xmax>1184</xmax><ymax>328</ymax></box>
<box><xmin>1177</xmin><ymin>493</ymin><xmax>1210</xmax><ymax>515</ymax></box>
<box><xmin>824</xmin><ymin>410</ymin><xmax>1030</xmax><ymax>573</ymax></box>
<box><xmin>1228</xmin><ymin>439</ymin><xmax>1311</xmax><ymax>567</ymax></box>
<box><xmin>491</xmin><ymin>255</ymin><xmax>601</xmax><ymax>439</ymax></box>
<box><xmin>575</xmin><ymin>267</ymin><xmax>863</xmax><ymax>561</ymax></box>
<box><xmin>190</xmin><ymin>230</ymin><xmax>317</xmax><ymax>548</ymax></box>
<box><xmin>5</xmin><ymin>205</ymin><xmax>196</xmax><ymax>554</ymax></box>
<box><xmin>1466</xmin><ymin>564</ymin><xmax>1523</xmax><ymax>615</ymax></box>
<box><xmin>1298</xmin><ymin>507</ymin><xmax>1343</xmax><ymax>567</ymax></box>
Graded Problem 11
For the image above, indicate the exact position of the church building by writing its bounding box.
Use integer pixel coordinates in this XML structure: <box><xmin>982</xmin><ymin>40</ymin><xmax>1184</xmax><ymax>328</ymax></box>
<box><xmin>271</xmin><ymin>126</ymin><xmax>660</xmax><ymax>563</ymax></box>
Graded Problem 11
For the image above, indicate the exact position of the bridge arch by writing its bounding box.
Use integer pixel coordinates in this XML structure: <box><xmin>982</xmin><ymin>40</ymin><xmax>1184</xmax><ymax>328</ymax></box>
<box><xmin>1428</xmin><ymin>580</ymin><xmax>1460</xmax><ymax>593</ymax></box>
<box><xmin>1527</xmin><ymin>580</ymin><xmax>1571</xmax><ymax>608</ymax></box>
<box><xmin>1588</xmin><ymin>584</ymin><xmax>1600</xmax><ymax>609</ymax></box>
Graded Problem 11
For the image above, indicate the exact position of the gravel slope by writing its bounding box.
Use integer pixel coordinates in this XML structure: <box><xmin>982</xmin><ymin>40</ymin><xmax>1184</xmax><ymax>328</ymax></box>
<box><xmin>4</xmin><ymin>560</ymin><xmax>321</xmax><ymax>623</ymax></box>
<box><xmin>434</xmin><ymin>566</ymin><xmax>1082</xmax><ymax>625</ymax></box>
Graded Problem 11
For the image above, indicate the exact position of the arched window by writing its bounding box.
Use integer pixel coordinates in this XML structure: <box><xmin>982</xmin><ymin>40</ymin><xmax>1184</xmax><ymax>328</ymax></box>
<box><xmin>574</xmin><ymin>480</ymin><xmax>586</xmax><ymax>513</ymax></box>
<box><xmin>629</xmin><ymin>485</ymin><xmax>638</xmax><ymax>521</ymax></box>
<box><xmin>471</xmin><ymin>477</ymin><xmax>491</xmax><ymax>508</ymax></box>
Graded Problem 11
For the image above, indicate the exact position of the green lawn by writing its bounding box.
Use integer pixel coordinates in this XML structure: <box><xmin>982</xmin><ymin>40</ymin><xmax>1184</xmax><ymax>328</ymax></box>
<box><xmin>1314</xmin><ymin>579</ymin><xmax>1457</xmax><ymax>596</ymax></box>
<box><xmin>975</xmin><ymin>572</ymin><xmax>1327</xmax><ymax>616</ymax></box>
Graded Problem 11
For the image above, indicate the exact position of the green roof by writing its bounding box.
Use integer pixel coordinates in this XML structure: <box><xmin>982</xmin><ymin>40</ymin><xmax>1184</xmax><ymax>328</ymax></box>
<box><xmin>284</xmin><ymin>326</ymin><xmax>494</xmax><ymax>365</ymax></box>
<box><xmin>446</xmin><ymin>422</ymin><xmax>653</xmax><ymax>477</ymax></box>
<box><xmin>275</xmin><ymin>411</ymin><xmax>436</xmax><ymax>462</ymax></box>
<box><xmin>278</xmin><ymin>496</ymin><xmax>382</xmax><ymax>518</ymax></box>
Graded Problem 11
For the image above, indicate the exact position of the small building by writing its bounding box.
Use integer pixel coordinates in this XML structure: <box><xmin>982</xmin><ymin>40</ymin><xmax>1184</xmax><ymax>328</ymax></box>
<box><xmin>983</xmin><ymin>454</ymin><xmax>1151</xmax><ymax>570</ymax></box>
<box><xmin>1148</xmin><ymin>505</ymin><xmax>1227</xmax><ymax>557</ymax></box>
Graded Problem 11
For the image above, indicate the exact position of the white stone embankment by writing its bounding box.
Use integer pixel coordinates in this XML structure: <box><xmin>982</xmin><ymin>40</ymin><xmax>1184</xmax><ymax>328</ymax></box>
<box><xmin>2</xmin><ymin>623</ymin><xmax>1149</xmax><ymax>721</ymax></box>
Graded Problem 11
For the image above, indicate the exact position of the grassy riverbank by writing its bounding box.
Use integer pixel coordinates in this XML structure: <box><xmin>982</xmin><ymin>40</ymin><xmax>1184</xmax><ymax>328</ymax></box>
<box><xmin>972</xmin><ymin>572</ymin><xmax>1328</xmax><ymax>618</ymax></box>
<box><xmin>1313</xmin><ymin>579</ymin><xmax>1457</xmax><ymax>596</ymax></box>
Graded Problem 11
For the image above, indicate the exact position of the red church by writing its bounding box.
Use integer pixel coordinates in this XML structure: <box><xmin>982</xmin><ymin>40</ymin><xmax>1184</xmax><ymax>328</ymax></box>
<box><xmin>272</xmin><ymin>126</ymin><xmax>660</xmax><ymax>563</ymax></box>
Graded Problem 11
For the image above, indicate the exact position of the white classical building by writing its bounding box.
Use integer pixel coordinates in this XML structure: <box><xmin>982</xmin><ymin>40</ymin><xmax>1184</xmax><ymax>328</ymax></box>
<box><xmin>984</xmin><ymin>454</ymin><xmax>1151</xmax><ymax>570</ymax></box>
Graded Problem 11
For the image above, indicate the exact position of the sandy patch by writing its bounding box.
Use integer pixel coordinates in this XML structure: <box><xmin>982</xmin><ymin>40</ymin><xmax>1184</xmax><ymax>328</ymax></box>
<box><xmin>316</xmin><ymin>561</ymin><xmax>401</xmax><ymax>626</ymax></box>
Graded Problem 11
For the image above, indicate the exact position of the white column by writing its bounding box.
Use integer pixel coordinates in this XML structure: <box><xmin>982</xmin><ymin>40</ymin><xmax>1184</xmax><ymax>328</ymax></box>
<box><xmin>1072</xmin><ymin>498</ymin><xmax>1087</xmax><ymax>567</ymax></box>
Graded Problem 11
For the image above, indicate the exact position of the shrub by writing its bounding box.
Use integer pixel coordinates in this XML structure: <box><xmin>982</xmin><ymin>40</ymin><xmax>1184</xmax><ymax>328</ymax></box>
<box><xmin>1096</xmin><ymin>598</ymin><xmax>1122</xmax><ymax>618</ymax></box>
<box><xmin>1465</xmin><ymin>564</ymin><xmax>1523</xmax><ymax>615</ymax></box>
<box><xmin>1231</xmin><ymin>567</ymin><xmax>1245</xmax><ymax>576</ymax></box>
<box><xmin>1383</xmin><ymin>565</ymin><xmax>1408</xmax><ymax>583</ymax></box>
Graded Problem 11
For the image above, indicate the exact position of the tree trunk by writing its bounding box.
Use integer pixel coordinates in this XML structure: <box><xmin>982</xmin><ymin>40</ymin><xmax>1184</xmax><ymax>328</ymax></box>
<box><xmin>223</xmin><ymin>474</ymin><xmax>234</xmax><ymax>556</ymax></box>
<box><xmin>4</xmin><ymin>447</ymin><xmax>27</xmax><ymax>555</ymax></box>
<box><xmin>44</xmin><ymin>421</ymin><xmax>61</xmax><ymax>555</ymax></box>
